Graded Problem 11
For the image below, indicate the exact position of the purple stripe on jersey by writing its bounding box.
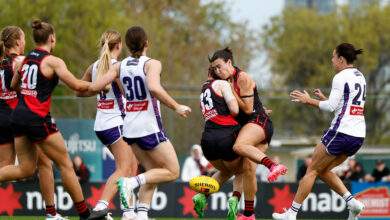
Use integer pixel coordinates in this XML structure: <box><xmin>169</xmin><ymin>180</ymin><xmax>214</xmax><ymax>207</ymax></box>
<box><xmin>150</xmin><ymin>93</ymin><xmax>163</xmax><ymax>130</ymax></box>
<box><xmin>111</xmin><ymin>82</ymin><xmax>125</xmax><ymax>118</ymax></box>
<box><xmin>333</xmin><ymin>83</ymin><xmax>350</xmax><ymax>131</ymax></box>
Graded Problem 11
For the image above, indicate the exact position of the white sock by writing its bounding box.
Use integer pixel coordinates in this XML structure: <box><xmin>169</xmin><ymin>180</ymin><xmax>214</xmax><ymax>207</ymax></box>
<box><xmin>137</xmin><ymin>203</ymin><xmax>150</xmax><ymax>219</ymax></box>
<box><xmin>342</xmin><ymin>192</ymin><xmax>356</xmax><ymax>206</ymax></box>
<box><xmin>123</xmin><ymin>206</ymin><xmax>136</xmax><ymax>218</ymax></box>
<box><xmin>94</xmin><ymin>200</ymin><xmax>109</xmax><ymax>210</ymax></box>
<box><xmin>128</xmin><ymin>174</ymin><xmax>146</xmax><ymax>189</ymax></box>
<box><xmin>288</xmin><ymin>201</ymin><xmax>301</xmax><ymax>216</ymax></box>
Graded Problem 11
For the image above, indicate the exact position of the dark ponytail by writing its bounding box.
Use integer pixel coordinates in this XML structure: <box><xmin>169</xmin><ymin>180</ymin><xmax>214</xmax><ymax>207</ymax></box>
<box><xmin>335</xmin><ymin>43</ymin><xmax>363</xmax><ymax>64</ymax></box>
<box><xmin>125</xmin><ymin>26</ymin><xmax>147</xmax><ymax>59</ymax></box>
<box><xmin>31</xmin><ymin>19</ymin><xmax>54</xmax><ymax>45</ymax></box>
<box><xmin>208</xmin><ymin>47</ymin><xmax>234</xmax><ymax>64</ymax></box>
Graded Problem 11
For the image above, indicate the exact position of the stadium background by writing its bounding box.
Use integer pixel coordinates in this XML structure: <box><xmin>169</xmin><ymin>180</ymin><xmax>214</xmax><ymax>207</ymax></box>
<box><xmin>1</xmin><ymin>0</ymin><xmax>390</xmax><ymax>218</ymax></box>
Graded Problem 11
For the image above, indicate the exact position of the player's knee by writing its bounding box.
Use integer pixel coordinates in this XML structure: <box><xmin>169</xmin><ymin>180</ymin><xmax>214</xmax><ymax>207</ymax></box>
<box><xmin>170</xmin><ymin>166</ymin><xmax>180</xmax><ymax>180</ymax></box>
<box><xmin>233</xmin><ymin>144</ymin><xmax>243</xmax><ymax>155</ymax></box>
<box><xmin>242</xmin><ymin>159</ymin><xmax>256</xmax><ymax>173</ymax></box>
<box><xmin>20</xmin><ymin>166</ymin><xmax>36</xmax><ymax>178</ymax></box>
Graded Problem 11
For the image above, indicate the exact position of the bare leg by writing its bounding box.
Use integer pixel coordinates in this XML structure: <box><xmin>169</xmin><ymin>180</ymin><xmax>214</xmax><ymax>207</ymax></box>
<box><xmin>0</xmin><ymin>136</ymin><xmax>37</xmax><ymax>182</ymax></box>
<box><xmin>294</xmin><ymin>142</ymin><xmax>337</xmax><ymax>204</ymax></box>
<box><xmin>100</xmin><ymin>139</ymin><xmax>137</xmax><ymax>203</ymax></box>
<box><xmin>38</xmin><ymin>132</ymin><xmax>85</xmax><ymax>203</ymax></box>
<box><xmin>233</xmin><ymin>124</ymin><xmax>268</xmax><ymax>164</ymax></box>
<box><xmin>242</xmin><ymin>158</ymin><xmax>257</xmax><ymax>201</ymax></box>
<box><xmin>37</xmin><ymin>147</ymin><xmax>55</xmax><ymax>206</ymax></box>
<box><xmin>318</xmin><ymin>154</ymin><xmax>349</xmax><ymax>196</ymax></box>
<box><xmin>0</xmin><ymin>143</ymin><xmax>15</xmax><ymax>168</ymax></box>
<box><xmin>131</xmin><ymin>141</ymin><xmax>180</xmax><ymax>184</ymax></box>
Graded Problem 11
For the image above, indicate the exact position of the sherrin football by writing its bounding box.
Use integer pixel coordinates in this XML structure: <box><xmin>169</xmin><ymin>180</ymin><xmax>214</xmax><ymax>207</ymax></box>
<box><xmin>189</xmin><ymin>176</ymin><xmax>220</xmax><ymax>194</ymax></box>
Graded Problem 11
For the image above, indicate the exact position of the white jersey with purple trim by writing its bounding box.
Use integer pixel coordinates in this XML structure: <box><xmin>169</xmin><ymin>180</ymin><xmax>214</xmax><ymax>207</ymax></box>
<box><xmin>119</xmin><ymin>55</ymin><xmax>165</xmax><ymax>138</ymax></box>
<box><xmin>92</xmin><ymin>59</ymin><xmax>126</xmax><ymax>131</ymax></box>
<box><xmin>319</xmin><ymin>67</ymin><xmax>366</xmax><ymax>137</ymax></box>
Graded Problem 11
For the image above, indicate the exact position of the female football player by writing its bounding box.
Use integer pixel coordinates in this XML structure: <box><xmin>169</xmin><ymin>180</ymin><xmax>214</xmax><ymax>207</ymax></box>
<box><xmin>0</xmin><ymin>25</ymin><xmax>67</xmax><ymax>220</ymax></box>
<box><xmin>89</xmin><ymin>25</ymin><xmax>191</xmax><ymax>220</ymax></box>
<box><xmin>0</xmin><ymin>20</ymin><xmax>92</xmax><ymax>219</ymax></box>
<box><xmin>273</xmin><ymin>43</ymin><xmax>366</xmax><ymax>220</ymax></box>
<box><xmin>76</xmin><ymin>30</ymin><xmax>137</xmax><ymax>220</ymax></box>
<box><xmin>209</xmin><ymin>47</ymin><xmax>288</xmax><ymax>219</ymax></box>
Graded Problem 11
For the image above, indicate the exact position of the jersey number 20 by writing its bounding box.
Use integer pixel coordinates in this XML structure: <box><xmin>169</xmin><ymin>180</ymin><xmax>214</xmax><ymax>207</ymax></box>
<box><xmin>21</xmin><ymin>64</ymin><xmax>38</xmax><ymax>89</ymax></box>
<box><xmin>0</xmin><ymin>70</ymin><xmax>6</xmax><ymax>91</ymax></box>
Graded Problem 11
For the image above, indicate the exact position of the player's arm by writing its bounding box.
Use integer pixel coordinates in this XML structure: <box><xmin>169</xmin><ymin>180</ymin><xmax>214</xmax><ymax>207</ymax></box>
<box><xmin>48</xmin><ymin>56</ymin><xmax>91</xmax><ymax>91</ymax></box>
<box><xmin>233</xmin><ymin>72</ymin><xmax>255</xmax><ymax>115</ymax></box>
<box><xmin>89</xmin><ymin>62</ymin><xmax>120</xmax><ymax>93</ymax></box>
<box><xmin>10</xmin><ymin>57</ymin><xmax>24</xmax><ymax>92</ymax></box>
<box><xmin>75</xmin><ymin>64</ymin><xmax>95</xmax><ymax>97</ymax></box>
<box><xmin>290</xmin><ymin>75</ymin><xmax>343</xmax><ymax>111</ymax></box>
<box><xmin>145</xmin><ymin>59</ymin><xmax>191</xmax><ymax>118</ymax></box>
<box><xmin>219</xmin><ymin>80</ymin><xmax>239</xmax><ymax>116</ymax></box>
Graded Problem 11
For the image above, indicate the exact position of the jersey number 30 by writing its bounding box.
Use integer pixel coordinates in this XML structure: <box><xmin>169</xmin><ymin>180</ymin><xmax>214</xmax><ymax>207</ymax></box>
<box><xmin>122</xmin><ymin>76</ymin><xmax>147</xmax><ymax>101</ymax></box>
<box><xmin>200</xmin><ymin>88</ymin><xmax>214</xmax><ymax>114</ymax></box>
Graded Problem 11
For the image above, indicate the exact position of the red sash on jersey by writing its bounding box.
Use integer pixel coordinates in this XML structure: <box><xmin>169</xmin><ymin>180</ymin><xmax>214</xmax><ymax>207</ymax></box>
<box><xmin>97</xmin><ymin>100</ymin><xmax>114</xmax><ymax>109</ymax></box>
<box><xmin>126</xmin><ymin>101</ymin><xmax>148</xmax><ymax>112</ymax></box>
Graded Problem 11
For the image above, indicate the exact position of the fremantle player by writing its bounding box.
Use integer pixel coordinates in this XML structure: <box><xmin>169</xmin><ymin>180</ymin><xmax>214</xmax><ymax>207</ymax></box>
<box><xmin>0</xmin><ymin>25</ymin><xmax>67</xmax><ymax>220</ymax></box>
<box><xmin>273</xmin><ymin>43</ymin><xmax>366</xmax><ymax>220</ymax></box>
<box><xmin>0</xmin><ymin>20</ymin><xmax>92</xmax><ymax>219</ymax></box>
<box><xmin>192</xmin><ymin>68</ymin><xmax>245</xmax><ymax>220</ymax></box>
<box><xmin>89</xmin><ymin>26</ymin><xmax>191</xmax><ymax>220</ymax></box>
<box><xmin>209</xmin><ymin>47</ymin><xmax>288</xmax><ymax>220</ymax></box>
<box><xmin>76</xmin><ymin>30</ymin><xmax>137</xmax><ymax>220</ymax></box>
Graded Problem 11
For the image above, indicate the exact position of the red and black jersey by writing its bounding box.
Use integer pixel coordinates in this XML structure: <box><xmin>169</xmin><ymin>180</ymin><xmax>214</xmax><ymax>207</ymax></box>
<box><xmin>11</xmin><ymin>48</ymin><xmax>58</xmax><ymax>125</ymax></box>
<box><xmin>200</xmin><ymin>79</ymin><xmax>238</xmax><ymax>128</ymax></box>
<box><xmin>232</xmin><ymin>66</ymin><xmax>270</xmax><ymax>126</ymax></box>
<box><xmin>0</xmin><ymin>53</ymin><xmax>19</xmax><ymax>124</ymax></box>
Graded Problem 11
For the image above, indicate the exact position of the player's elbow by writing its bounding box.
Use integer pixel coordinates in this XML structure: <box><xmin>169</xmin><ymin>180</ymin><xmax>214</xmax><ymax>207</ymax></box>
<box><xmin>148</xmin><ymin>84</ymin><xmax>161</xmax><ymax>96</ymax></box>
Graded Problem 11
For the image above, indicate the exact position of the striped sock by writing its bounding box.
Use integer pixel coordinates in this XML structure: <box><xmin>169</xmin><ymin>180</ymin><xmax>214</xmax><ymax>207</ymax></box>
<box><xmin>75</xmin><ymin>200</ymin><xmax>90</xmax><ymax>218</ymax></box>
<box><xmin>233</xmin><ymin>191</ymin><xmax>241</xmax><ymax>201</ymax></box>
<box><xmin>46</xmin><ymin>205</ymin><xmax>56</xmax><ymax>216</ymax></box>
<box><xmin>288</xmin><ymin>201</ymin><xmax>301</xmax><ymax>216</ymax></box>
<box><xmin>135</xmin><ymin>174</ymin><xmax>146</xmax><ymax>186</ymax></box>
<box><xmin>137</xmin><ymin>203</ymin><xmax>150</xmax><ymax>219</ymax></box>
<box><xmin>343</xmin><ymin>192</ymin><xmax>355</xmax><ymax>206</ymax></box>
<box><xmin>244</xmin><ymin>200</ymin><xmax>254</xmax><ymax>217</ymax></box>
<box><xmin>260</xmin><ymin>157</ymin><xmax>275</xmax><ymax>169</ymax></box>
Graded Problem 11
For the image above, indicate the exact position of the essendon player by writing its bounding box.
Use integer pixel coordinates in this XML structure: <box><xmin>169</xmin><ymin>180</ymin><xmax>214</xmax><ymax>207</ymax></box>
<box><xmin>0</xmin><ymin>20</ymin><xmax>92</xmax><ymax>219</ymax></box>
<box><xmin>192</xmin><ymin>68</ymin><xmax>245</xmax><ymax>220</ymax></box>
<box><xmin>209</xmin><ymin>47</ymin><xmax>287</xmax><ymax>220</ymax></box>
<box><xmin>0</xmin><ymin>26</ymin><xmax>68</xmax><ymax>219</ymax></box>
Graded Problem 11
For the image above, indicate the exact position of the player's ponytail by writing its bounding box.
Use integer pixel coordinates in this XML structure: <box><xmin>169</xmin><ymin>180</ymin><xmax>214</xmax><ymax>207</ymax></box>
<box><xmin>0</xmin><ymin>26</ymin><xmax>23</xmax><ymax>63</ymax></box>
<box><xmin>96</xmin><ymin>30</ymin><xmax>121</xmax><ymax>80</ymax></box>
<box><xmin>208</xmin><ymin>46</ymin><xmax>234</xmax><ymax>65</ymax></box>
<box><xmin>335</xmin><ymin>43</ymin><xmax>363</xmax><ymax>64</ymax></box>
<box><xmin>31</xmin><ymin>19</ymin><xmax>54</xmax><ymax>45</ymax></box>
<box><xmin>125</xmin><ymin>26</ymin><xmax>148</xmax><ymax>59</ymax></box>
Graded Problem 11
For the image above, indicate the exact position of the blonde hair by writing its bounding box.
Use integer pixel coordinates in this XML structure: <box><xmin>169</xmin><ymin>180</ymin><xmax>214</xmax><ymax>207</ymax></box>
<box><xmin>0</xmin><ymin>26</ymin><xmax>23</xmax><ymax>62</ymax></box>
<box><xmin>96</xmin><ymin>30</ymin><xmax>121</xmax><ymax>80</ymax></box>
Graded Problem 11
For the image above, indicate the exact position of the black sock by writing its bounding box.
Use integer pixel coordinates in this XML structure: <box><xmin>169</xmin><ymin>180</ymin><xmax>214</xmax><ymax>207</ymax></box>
<box><xmin>244</xmin><ymin>200</ymin><xmax>254</xmax><ymax>217</ymax></box>
<box><xmin>260</xmin><ymin>157</ymin><xmax>274</xmax><ymax>169</ymax></box>
<box><xmin>75</xmin><ymin>200</ymin><xmax>90</xmax><ymax>218</ymax></box>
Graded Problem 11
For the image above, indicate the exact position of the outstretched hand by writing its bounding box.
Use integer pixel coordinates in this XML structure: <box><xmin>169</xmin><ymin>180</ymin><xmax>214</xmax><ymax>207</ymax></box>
<box><xmin>313</xmin><ymin>89</ymin><xmax>327</xmax><ymax>101</ymax></box>
<box><xmin>176</xmin><ymin>105</ymin><xmax>192</xmax><ymax>118</ymax></box>
<box><xmin>290</xmin><ymin>90</ymin><xmax>311</xmax><ymax>104</ymax></box>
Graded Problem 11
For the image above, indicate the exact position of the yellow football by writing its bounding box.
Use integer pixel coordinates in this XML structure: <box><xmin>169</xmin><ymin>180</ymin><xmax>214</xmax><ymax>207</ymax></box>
<box><xmin>189</xmin><ymin>176</ymin><xmax>220</xmax><ymax>194</ymax></box>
